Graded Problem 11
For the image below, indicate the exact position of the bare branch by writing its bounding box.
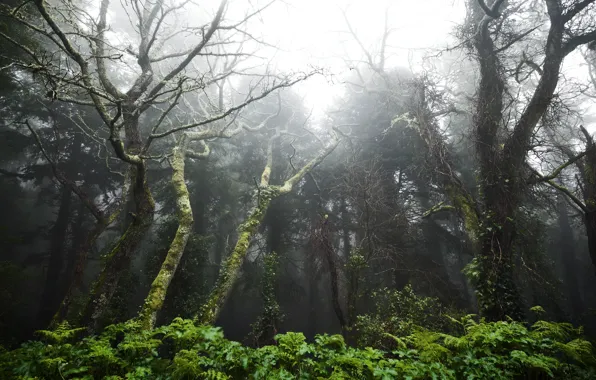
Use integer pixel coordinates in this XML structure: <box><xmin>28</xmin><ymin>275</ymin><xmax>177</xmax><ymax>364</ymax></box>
<box><xmin>26</xmin><ymin>120</ymin><xmax>105</xmax><ymax>221</ymax></box>
<box><xmin>477</xmin><ymin>0</ymin><xmax>504</xmax><ymax>18</ymax></box>
<box><xmin>529</xmin><ymin>148</ymin><xmax>592</xmax><ymax>184</ymax></box>
<box><xmin>562</xmin><ymin>0</ymin><xmax>595</xmax><ymax>22</ymax></box>
<box><xmin>151</xmin><ymin>74</ymin><xmax>316</xmax><ymax>139</ymax></box>
<box><xmin>95</xmin><ymin>0</ymin><xmax>124</xmax><ymax>98</ymax></box>
<box><xmin>0</xmin><ymin>168</ymin><xmax>32</xmax><ymax>179</ymax></box>
<box><xmin>146</xmin><ymin>0</ymin><xmax>228</xmax><ymax>100</ymax></box>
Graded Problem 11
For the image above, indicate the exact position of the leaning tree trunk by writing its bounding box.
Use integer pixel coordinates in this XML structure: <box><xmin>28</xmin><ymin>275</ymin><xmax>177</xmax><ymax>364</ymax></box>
<box><xmin>200</xmin><ymin>188</ymin><xmax>278</xmax><ymax>325</ymax></box>
<box><xmin>37</xmin><ymin>187</ymin><xmax>72</xmax><ymax>328</ymax></box>
<box><xmin>138</xmin><ymin>139</ymin><xmax>193</xmax><ymax>330</ymax></box>
<box><xmin>200</xmin><ymin>133</ymin><xmax>340</xmax><ymax>325</ymax></box>
<box><xmin>52</xmin><ymin>207</ymin><xmax>120</xmax><ymax>327</ymax></box>
<box><xmin>79</xmin><ymin>178</ymin><xmax>153</xmax><ymax>332</ymax></box>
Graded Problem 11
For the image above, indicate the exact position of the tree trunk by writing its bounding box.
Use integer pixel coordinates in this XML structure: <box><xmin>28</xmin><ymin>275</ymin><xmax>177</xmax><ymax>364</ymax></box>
<box><xmin>200</xmin><ymin>189</ymin><xmax>277</xmax><ymax>324</ymax></box>
<box><xmin>138</xmin><ymin>142</ymin><xmax>193</xmax><ymax>330</ymax></box>
<box><xmin>582</xmin><ymin>138</ymin><xmax>596</xmax><ymax>277</ymax></box>
<box><xmin>586</xmin><ymin>210</ymin><xmax>596</xmax><ymax>277</ymax></box>
<box><xmin>306</xmin><ymin>255</ymin><xmax>318</xmax><ymax>340</ymax></box>
<box><xmin>37</xmin><ymin>187</ymin><xmax>71</xmax><ymax>328</ymax></box>
<box><xmin>318</xmin><ymin>217</ymin><xmax>347</xmax><ymax>336</ymax></box>
<box><xmin>52</xmin><ymin>207</ymin><xmax>120</xmax><ymax>327</ymax></box>
<box><xmin>81</xmin><ymin>114</ymin><xmax>155</xmax><ymax>332</ymax></box>
<box><xmin>557</xmin><ymin>196</ymin><xmax>583</xmax><ymax>321</ymax></box>
<box><xmin>63</xmin><ymin>204</ymin><xmax>86</xmax><ymax>294</ymax></box>
<box><xmin>474</xmin><ymin>205</ymin><xmax>524</xmax><ymax>321</ymax></box>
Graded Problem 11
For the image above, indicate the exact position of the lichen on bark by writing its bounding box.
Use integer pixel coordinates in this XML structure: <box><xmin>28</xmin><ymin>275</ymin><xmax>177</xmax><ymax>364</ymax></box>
<box><xmin>138</xmin><ymin>143</ymin><xmax>194</xmax><ymax>330</ymax></box>
<box><xmin>200</xmin><ymin>189</ymin><xmax>277</xmax><ymax>325</ymax></box>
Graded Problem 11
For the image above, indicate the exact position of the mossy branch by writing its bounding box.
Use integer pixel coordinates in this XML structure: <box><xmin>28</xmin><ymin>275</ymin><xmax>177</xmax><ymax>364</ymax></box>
<box><xmin>422</xmin><ymin>202</ymin><xmax>456</xmax><ymax>218</ymax></box>
<box><xmin>200</xmin><ymin>130</ymin><xmax>341</xmax><ymax>324</ymax></box>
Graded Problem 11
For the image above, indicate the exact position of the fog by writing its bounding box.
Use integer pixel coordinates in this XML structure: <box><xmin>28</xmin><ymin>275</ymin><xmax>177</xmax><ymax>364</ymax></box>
<box><xmin>1</xmin><ymin>0</ymin><xmax>596</xmax><ymax>377</ymax></box>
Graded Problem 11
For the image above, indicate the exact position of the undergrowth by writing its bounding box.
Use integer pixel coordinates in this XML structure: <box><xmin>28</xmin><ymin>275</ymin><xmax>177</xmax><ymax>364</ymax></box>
<box><xmin>1</xmin><ymin>311</ymin><xmax>595</xmax><ymax>379</ymax></box>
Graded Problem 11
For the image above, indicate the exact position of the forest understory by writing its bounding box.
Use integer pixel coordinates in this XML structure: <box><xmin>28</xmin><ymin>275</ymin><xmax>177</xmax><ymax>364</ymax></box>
<box><xmin>1</xmin><ymin>0</ymin><xmax>596</xmax><ymax>378</ymax></box>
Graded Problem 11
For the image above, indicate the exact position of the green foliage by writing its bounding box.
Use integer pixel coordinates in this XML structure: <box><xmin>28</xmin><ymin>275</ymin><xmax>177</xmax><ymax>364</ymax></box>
<box><xmin>249</xmin><ymin>252</ymin><xmax>285</xmax><ymax>346</ymax></box>
<box><xmin>354</xmin><ymin>284</ymin><xmax>453</xmax><ymax>349</ymax></box>
<box><xmin>1</xmin><ymin>315</ymin><xmax>595</xmax><ymax>379</ymax></box>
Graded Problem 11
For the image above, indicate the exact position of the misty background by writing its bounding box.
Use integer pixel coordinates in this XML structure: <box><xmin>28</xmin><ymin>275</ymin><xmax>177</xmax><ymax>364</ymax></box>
<box><xmin>1</xmin><ymin>0</ymin><xmax>596</xmax><ymax>350</ymax></box>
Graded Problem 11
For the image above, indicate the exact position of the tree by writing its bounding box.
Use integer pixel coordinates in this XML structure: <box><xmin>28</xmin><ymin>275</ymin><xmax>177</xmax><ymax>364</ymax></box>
<box><xmin>1</xmin><ymin>0</ymin><xmax>317</xmax><ymax>330</ymax></box>
<box><xmin>339</xmin><ymin>0</ymin><xmax>596</xmax><ymax>321</ymax></box>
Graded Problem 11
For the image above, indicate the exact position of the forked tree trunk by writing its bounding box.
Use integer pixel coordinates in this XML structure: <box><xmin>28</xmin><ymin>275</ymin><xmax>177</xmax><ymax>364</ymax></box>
<box><xmin>200</xmin><ymin>135</ymin><xmax>340</xmax><ymax>325</ymax></box>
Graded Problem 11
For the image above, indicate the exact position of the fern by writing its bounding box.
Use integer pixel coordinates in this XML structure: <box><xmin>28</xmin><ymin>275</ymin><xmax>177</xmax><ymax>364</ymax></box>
<box><xmin>1</xmin><ymin>313</ymin><xmax>595</xmax><ymax>379</ymax></box>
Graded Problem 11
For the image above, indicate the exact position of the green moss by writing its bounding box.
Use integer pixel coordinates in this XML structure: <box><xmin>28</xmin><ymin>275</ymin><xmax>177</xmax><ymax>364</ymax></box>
<box><xmin>200</xmin><ymin>191</ymin><xmax>277</xmax><ymax>325</ymax></box>
<box><xmin>445</xmin><ymin>185</ymin><xmax>480</xmax><ymax>244</ymax></box>
<box><xmin>138</xmin><ymin>148</ymin><xmax>192</xmax><ymax>330</ymax></box>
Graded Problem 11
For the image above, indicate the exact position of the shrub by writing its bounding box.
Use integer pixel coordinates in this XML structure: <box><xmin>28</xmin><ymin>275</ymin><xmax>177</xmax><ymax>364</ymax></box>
<box><xmin>354</xmin><ymin>284</ymin><xmax>456</xmax><ymax>349</ymax></box>
<box><xmin>1</xmin><ymin>312</ymin><xmax>595</xmax><ymax>379</ymax></box>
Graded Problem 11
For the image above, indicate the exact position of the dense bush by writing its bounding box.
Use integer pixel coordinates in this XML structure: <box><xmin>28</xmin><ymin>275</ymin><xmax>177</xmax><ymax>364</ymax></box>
<box><xmin>354</xmin><ymin>284</ymin><xmax>457</xmax><ymax>349</ymax></box>
<box><xmin>1</xmin><ymin>311</ymin><xmax>595</xmax><ymax>379</ymax></box>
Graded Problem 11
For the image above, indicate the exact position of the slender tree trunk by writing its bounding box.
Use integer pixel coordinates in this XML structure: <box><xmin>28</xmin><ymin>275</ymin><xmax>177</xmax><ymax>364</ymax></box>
<box><xmin>341</xmin><ymin>199</ymin><xmax>358</xmax><ymax>331</ymax></box>
<box><xmin>200</xmin><ymin>190</ymin><xmax>277</xmax><ymax>324</ymax></box>
<box><xmin>586</xmin><ymin>211</ymin><xmax>596</xmax><ymax>277</ymax></box>
<box><xmin>37</xmin><ymin>187</ymin><xmax>72</xmax><ymax>328</ymax></box>
<box><xmin>64</xmin><ymin>205</ymin><xmax>86</xmax><ymax>293</ymax></box>
<box><xmin>138</xmin><ymin>141</ymin><xmax>193</xmax><ymax>330</ymax></box>
<box><xmin>557</xmin><ymin>196</ymin><xmax>583</xmax><ymax>321</ymax></box>
<box><xmin>307</xmin><ymin>256</ymin><xmax>318</xmax><ymax>340</ymax></box>
<box><xmin>318</xmin><ymin>217</ymin><xmax>347</xmax><ymax>336</ymax></box>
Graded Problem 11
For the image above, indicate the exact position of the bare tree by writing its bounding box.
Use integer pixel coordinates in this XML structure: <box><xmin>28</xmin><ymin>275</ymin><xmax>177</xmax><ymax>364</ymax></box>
<box><xmin>0</xmin><ymin>0</ymin><xmax>317</xmax><ymax>330</ymax></box>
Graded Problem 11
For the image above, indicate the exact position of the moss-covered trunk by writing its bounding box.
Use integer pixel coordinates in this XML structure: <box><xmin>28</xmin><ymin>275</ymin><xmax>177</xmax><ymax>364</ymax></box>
<box><xmin>51</xmin><ymin>207</ymin><xmax>120</xmax><ymax>327</ymax></box>
<box><xmin>80</xmin><ymin>169</ymin><xmax>154</xmax><ymax>332</ymax></box>
<box><xmin>138</xmin><ymin>143</ymin><xmax>193</xmax><ymax>330</ymax></box>
<box><xmin>200</xmin><ymin>189</ymin><xmax>277</xmax><ymax>325</ymax></box>
<box><xmin>81</xmin><ymin>113</ymin><xmax>155</xmax><ymax>332</ymax></box>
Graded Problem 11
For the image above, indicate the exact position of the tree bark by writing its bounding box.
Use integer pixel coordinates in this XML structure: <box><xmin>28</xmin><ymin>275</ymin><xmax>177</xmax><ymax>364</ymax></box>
<box><xmin>581</xmin><ymin>135</ymin><xmax>596</xmax><ymax>277</ymax></box>
<box><xmin>37</xmin><ymin>187</ymin><xmax>72</xmax><ymax>328</ymax></box>
<box><xmin>52</xmin><ymin>207</ymin><xmax>120</xmax><ymax>327</ymax></box>
<box><xmin>200</xmin><ymin>134</ymin><xmax>340</xmax><ymax>324</ymax></box>
<box><xmin>138</xmin><ymin>138</ymin><xmax>193</xmax><ymax>330</ymax></box>
<box><xmin>319</xmin><ymin>217</ymin><xmax>347</xmax><ymax>336</ymax></box>
<box><xmin>554</xmin><ymin>195</ymin><xmax>583</xmax><ymax>321</ymax></box>
<box><xmin>81</xmin><ymin>116</ymin><xmax>155</xmax><ymax>332</ymax></box>
<box><xmin>200</xmin><ymin>190</ymin><xmax>277</xmax><ymax>324</ymax></box>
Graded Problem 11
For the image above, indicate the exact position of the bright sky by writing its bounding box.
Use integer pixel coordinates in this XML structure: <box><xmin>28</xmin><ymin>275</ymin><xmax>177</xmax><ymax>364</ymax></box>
<box><xmin>256</xmin><ymin>0</ymin><xmax>466</xmax><ymax>116</ymax></box>
<box><xmin>101</xmin><ymin>0</ymin><xmax>594</xmax><ymax>130</ymax></box>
